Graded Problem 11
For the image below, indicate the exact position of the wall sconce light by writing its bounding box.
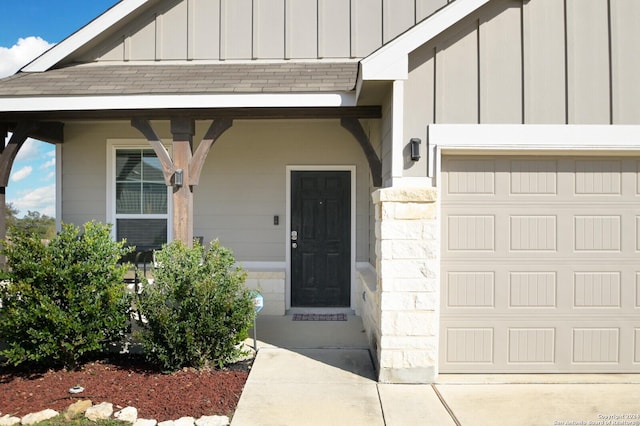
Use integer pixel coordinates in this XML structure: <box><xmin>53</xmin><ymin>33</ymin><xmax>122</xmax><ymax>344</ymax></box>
<box><xmin>174</xmin><ymin>169</ymin><xmax>184</xmax><ymax>187</ymax></box>
<box><xmin>410</xmin><ymin>138</ymin><xmax>421</xmax><ymax>161</ymax></box>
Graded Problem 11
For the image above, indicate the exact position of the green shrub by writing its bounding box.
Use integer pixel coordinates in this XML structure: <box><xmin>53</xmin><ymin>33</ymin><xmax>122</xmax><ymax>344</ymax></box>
<box><xmin>136</xmin><ymin>240</ymin><xmax>255</xmax><ymax>371</ymax></box>
<box><xmin>0</xmin><ymin>221</ymin><xmax>133</xmax><ymax>369</ymax></box>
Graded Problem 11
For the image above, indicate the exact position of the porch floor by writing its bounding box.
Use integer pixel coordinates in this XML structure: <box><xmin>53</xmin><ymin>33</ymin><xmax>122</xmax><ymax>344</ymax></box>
<box><xmin>247</xmin><ymin>313</ymin><xmax>370</xmax><ymax>350</ymax></box>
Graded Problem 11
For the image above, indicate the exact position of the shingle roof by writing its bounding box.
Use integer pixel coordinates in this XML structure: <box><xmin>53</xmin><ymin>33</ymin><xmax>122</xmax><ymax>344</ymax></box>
<box><xmin>0</xmin><ymin>62</ymin><xmax>359</xmax><ymax>97</ymax></box>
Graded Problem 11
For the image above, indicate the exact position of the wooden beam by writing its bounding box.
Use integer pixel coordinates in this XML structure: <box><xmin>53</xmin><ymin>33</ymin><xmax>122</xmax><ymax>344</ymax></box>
<box><xmin>28</xmin><ymin>121</ymin><xmax>64</xmax><ymax>144</ymax></box>
<box><xmin>340</xmin><ymin>117</ymin><xmax>382</xmax><ymax>187</ymax></box>
<box><xmin>131</xmin><ymin>119</ymin><xmax>175</xmax><ymax>186</ymax></box>
<box><xmin>0</xmin><ymin>121</ymin><xmax>38</xmax><ymax>270</ymax></box>
<box><xmin>0</xmin><ymin>121</ymin><xmax>38</xmax><ymax>186</ymax></box>
<box><xmin>189</xmin><ymin>119</ymin><xmax>233</xmax><ymax>188</ymax></box>
<box><xmin>0</xmin><ymin>123</ymin><xmax>7</xmax><ymax>152</ymax></box>
<box><xmin>4</xmin><ymin>121</ymin><xmax>64</xmax><ymax>144</ymax></box>
<box><xmin>0</xmin><ymin>106</ymin><xmax>382</xmax><ymax>122</ymax></box>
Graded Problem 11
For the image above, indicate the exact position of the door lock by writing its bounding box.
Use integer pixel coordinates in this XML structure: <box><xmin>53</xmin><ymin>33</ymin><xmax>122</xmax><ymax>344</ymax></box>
<box><xmin>290</xmin><ymin>230</ymin><xmax>298</xmax><ymax>241</ymax></box>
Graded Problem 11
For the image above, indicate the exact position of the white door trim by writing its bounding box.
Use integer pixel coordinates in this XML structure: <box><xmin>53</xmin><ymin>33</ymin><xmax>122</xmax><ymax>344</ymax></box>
<box><xmin>285</xmin><ymin>165</ymin><xmax>357</xmax><ymax>311</ymax></box>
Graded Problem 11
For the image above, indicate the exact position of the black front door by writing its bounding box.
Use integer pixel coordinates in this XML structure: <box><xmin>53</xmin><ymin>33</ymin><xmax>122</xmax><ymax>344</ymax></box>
<box><xmin>291</xmin><ymin>171</ymin><xmax>351</xmax><ymax>307</ymax></box>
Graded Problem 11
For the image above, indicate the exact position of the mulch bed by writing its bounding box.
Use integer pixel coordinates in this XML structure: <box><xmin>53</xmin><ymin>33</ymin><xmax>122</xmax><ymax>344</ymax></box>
<box><xmin>0</xmin><ymin>355</ymin><xmax>251</xmax><ymax>422</ymax></box>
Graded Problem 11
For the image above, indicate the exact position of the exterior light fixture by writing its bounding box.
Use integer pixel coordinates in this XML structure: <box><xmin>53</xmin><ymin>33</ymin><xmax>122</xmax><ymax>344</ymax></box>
<box><xmin>410</xmin><ymin>138</ymin><xmax>421</xmax><ymax>161</ymax></box>
<box><xmin>174</xmin><ymin>169</ymin><xmax>184</xmax><ymax>187</ymax></box>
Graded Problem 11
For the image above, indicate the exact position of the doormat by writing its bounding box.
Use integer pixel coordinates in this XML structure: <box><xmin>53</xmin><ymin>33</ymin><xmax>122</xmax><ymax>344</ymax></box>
<box><xmin>292</xmin><ymin>313</ymin><xmax>347</xmax><ymax>321</ymax></box>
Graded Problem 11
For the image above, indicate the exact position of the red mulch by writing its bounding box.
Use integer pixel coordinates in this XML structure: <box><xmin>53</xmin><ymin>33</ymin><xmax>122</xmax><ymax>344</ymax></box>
<box><xmin>0</xmin><ymin>356</ymin><xmax>250</xmax><ymax>422</ymax></box>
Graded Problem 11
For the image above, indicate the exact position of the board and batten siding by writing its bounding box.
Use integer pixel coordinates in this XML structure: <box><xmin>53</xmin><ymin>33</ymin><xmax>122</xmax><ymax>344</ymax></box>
<box><xmin>81</xmin><ymin>0</ymin><xmax>452</xmax><ymax>63</ymax></box>
<box><xmin>403</xmin><ymin>0</ymin><xmax>640</xmax><ymax>170</ymax></box>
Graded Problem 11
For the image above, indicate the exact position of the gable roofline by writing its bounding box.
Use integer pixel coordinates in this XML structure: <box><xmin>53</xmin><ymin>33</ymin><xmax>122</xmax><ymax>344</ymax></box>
<box><xmin>359</xmin><ymin>0</ymin><xmax>491</xmax><ymax>81</ymax></box>
<box><xmin>22</xmin><ymin>0</ymin><xmax>152</xmax><ymax>73</ymax></box>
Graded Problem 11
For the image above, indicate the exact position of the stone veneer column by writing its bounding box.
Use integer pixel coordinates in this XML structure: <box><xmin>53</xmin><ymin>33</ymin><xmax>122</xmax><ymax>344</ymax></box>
<box><xmin>372</xmin><ymin>187</ymin><xmax>440</xmax><ymax>383</ymax></box>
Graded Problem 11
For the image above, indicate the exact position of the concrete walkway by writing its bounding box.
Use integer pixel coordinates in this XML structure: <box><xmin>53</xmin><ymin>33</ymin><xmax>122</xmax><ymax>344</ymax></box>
<box><xmin>232</xmin><ymin>315</ymin><xmax>640</xmax><ymax>426</ymax></box>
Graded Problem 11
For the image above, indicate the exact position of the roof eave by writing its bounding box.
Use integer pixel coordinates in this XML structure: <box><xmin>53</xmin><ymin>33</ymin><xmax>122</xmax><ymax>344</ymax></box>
<box><xmin>0</xmin><ymin>92</ymin><xmax>358</xmax><ymax>113</ymax></box>
<box><xmin>358</xmin><ymin>0</ymin><xmax>492</xmax><ymax>82</ymax></box>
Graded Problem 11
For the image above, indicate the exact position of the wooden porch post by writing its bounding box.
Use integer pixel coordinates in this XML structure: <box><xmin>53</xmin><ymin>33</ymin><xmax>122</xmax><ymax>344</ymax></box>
<box><xmin>170</xmin><ymin>118</ymin><xmax>195</xmax><ymax>247</ymax></box>
<box><xmin>131</xmin><ymin>118</ymin><xmax>233</xmax><ymax>248</ymax></box>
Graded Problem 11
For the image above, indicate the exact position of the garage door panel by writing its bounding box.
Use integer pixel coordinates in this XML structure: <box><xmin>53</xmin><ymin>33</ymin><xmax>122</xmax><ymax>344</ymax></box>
<box><xmin>441</xmin><ymin>155</ymin><xmax>640</xmax><ymax>373</ymax></box>
<box><xmin>441</xmin><ymin>319</ymin><xmax>640</xmax><ymax>372</ymax></box>
<box><xmin>508</xmin><ymin>327</ymin><xmax>556</xmax><ymax>364</ymax></box>
<box><xmin>509</xmin><ymin>158</ymin><xmax>558</xmax><ymax>195</ymax></box>
<box><xmin>444</xmin><ymin>157</ymin><xmax>640</xmax><ymax>199</ymax></box>
<box><xmin>446</xmin><ymin>158</ymin><xmax>496</xmax><ymax>194</ymax></box>
<box><xmin>444</xmin><ymin>211</ymin><xmax>639</xmax><ymax>258</ymax></box>
<box><xmin>444</xmin><ymin>264</ymin><xmax>636</xmax><ymax>312</ymax></box>
<box><xmin>509</xmin><ymin>271</ymin><xmax>557</xmax><ymax>308</ymax></box>
<box><xmin>446</xmin><ymin>271</ymin><xmax>495</xmax><ymax>308</ymax></box>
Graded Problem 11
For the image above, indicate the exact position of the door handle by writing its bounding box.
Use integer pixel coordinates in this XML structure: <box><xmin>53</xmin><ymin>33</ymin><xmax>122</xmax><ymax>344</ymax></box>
<box><xmin>292</xmin><ymin>242</ymin><xmax>297</xmax><ymax>249</ymax></box>
<box><xmin>290</xmin><ymin>230</ymin><xmax>298</xmax><ymax>241</ymax></box>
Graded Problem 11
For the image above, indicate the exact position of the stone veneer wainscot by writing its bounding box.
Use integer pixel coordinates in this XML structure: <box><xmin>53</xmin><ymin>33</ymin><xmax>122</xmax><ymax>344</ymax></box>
<box><xmin>371</xmin><ymin>187</ymin><xmax>440</xmax><ymax>383</ymax></box>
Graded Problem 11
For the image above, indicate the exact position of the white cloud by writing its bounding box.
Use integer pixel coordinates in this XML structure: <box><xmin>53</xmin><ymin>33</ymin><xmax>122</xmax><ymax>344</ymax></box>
<box><xmin>13</xmin><ymin>185</ymin><xmax>56</xmax><ymax>217</ymax></box>
<box><xmin>14</xmin><ymin>138</ymin><xmax>41</xmax><ymax>162</ymax></box>
<box><xmin>0</xmin><ymin>37</ymin><xmax>54</xmax><ymax>78</ymax></box>
<box><xmin>11</xmin><ymin>166</ymin><xmax>33</xmax><ymax>182</ymax></box>
<box><xmin>40</xmin><ymin>158</ymin><xmax>56</xmax><ymax>169</ymax></box>
<box><xmin>43</xmin><ymin>171</ymin><xmax>56</xmax><ymax>181</ymax></box>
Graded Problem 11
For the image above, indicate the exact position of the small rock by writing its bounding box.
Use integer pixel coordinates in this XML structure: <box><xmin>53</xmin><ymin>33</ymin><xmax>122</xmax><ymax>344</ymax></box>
<box><xmin>65</xmin><ymin>400</ymin><xmax>93</xmax><ymax>420</ymax></box>
<box><xmin>21</xmin><ymin>409</ymin><xmax>59</xmax><ymax>425</ymax></box>
<box><xmin>157</xmin><ymin>421</ymin><xmax>175</xmax><ymax>426</ymax></box>
<box><xmin>85</xmin><ymin>402</ymin><xmax>113</xmax><ymax>421</ymax></box>
<box><xmin>133</xmin><ymin>419</ymin><xmax>158</xmax><ymax>426</ymax></box>
<box><xmin>0</xmin><ymin>414</ymin><xmax>21</xmax><ymax>426</ymax></box>
<box><xmin>114</xmin><ymin>406</ymin><xmax>138</xmax><ymax>423</ymax></box>
<box><xmin>174</xmin><ymin>417</ymin><xmax>195</xmax><ymax>426</ymax></box>
<box><xmin>196</xmin><ymin>416</ymin><xmax>230</xmax><ymax>426</ymax></box>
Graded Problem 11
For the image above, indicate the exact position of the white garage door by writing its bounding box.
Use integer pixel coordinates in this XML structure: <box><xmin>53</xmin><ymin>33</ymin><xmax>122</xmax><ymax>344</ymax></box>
<box><xmin>440</xmin><ymin>155</ymin><xmax>640</xmax><ymax>373</ymax></box>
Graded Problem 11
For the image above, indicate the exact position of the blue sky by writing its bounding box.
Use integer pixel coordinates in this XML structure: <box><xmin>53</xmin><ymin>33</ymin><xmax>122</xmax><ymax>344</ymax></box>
<box><xmin>1</xmin><ymin>0</ymin><xmax>120</xmax><ymax>217</ymax></box>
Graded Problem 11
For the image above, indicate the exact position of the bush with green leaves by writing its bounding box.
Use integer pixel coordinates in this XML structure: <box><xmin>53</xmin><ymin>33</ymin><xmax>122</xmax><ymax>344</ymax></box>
<box><xmin>136</xmin><ymin>240</ymin><xmax>255</xmax><ymax>371</ymax></box>
<box><xmin>0</xmin><ymin>221</ymin><xmax>133</xmax><ymax>369</ymax></box>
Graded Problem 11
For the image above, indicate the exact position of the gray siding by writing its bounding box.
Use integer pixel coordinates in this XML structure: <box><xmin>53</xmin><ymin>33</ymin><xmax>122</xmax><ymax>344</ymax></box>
<box><xmin>77</xmin><ymin>0</ymin><xmax>451</xmax><ymax>63</ymax></box>
<box><xmin>611</xmin><ymin>0</ymin><xmax>640</xmax><ymax>124</ymax></box>
<box><xmin>403</xmin><ymin>0</ymin><xmax>640</xmax><ymax>170</ymax></box>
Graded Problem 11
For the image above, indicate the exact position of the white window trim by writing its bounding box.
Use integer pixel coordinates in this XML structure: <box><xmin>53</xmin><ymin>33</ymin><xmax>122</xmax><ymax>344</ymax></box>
<box><xmin>106</xmin><ymin>139</ymin><xmax>173</xmax><ymax>243</ymax></box>
<box><xmin>428</xmin><ymin>124</ymin><xmax>640</xmax><ymax>187</ymax></box>
<box><xmin>285</xmin><ymin>165</ymin><xmax>357</xmax><ymax>311</ymax></box>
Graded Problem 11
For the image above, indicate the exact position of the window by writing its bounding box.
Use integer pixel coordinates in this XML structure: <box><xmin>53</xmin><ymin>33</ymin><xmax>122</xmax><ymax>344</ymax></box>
<box><xmin>114</xmin><ymin>148</ymin><xmax>168</xmax><ymax>249</ymax></box>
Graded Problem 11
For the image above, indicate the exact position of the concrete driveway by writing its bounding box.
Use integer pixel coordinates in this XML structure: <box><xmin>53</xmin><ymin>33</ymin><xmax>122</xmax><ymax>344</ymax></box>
<box><xmin>233</xmin><ymin>315</ymin><xmax>640</xmax><ymax>426</ymax></box>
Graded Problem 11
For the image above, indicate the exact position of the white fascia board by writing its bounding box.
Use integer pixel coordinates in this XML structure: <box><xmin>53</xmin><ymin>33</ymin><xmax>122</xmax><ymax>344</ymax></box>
<box><xmin>22</xmin><ymin>0</ymin><xmax>152</xmax><ymax>72</ymax></box>
<box><xmin>429</xmin><ymin>124</ymin><xmax>640</xmax><ymax>150</ymax></box>
<box><xmin>360</xmin><ymin>0</ymin><xmax>491</xmax><ymax>81</ymax></box>
<box><xmin>0</xmin><ymin>92</ymin><xmax>357</xmax><ymax>112</ymax></box>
